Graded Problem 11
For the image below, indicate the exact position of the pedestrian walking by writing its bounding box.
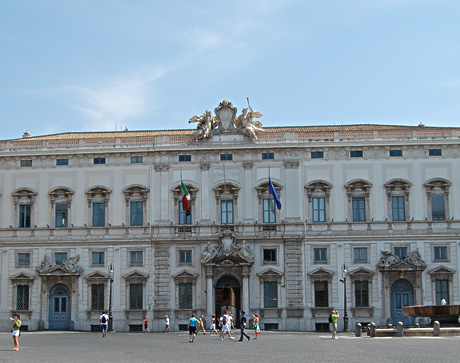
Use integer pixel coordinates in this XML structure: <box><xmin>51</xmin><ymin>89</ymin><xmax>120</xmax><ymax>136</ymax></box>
<box><xmin>188</xmin><ymin>313</ymin><xmax>199</xmax><ymax>343</ymax></box>
<box><xmin>210</xmin><ymin>314</ymin><xmax>219</xmax><ymax>335</ymax></box>
<box><xmin>330</xmin><ymin>310</ymin><xmax>339</xmax><ymax>339</ymax></box>
<box><xmin>100</xmin><ymin>311</ymin><xmax>109</xmax><ymax>337</ymax></box>
<box><xmin>198</xmin><ymin>315</ymin><xmax>207</xmax><ymax>335</ymax></box>
<box><xmin>252</xmin><ymin>313</ymin><xmax>260</xmax><ymax>339</ymax></box>
<box><xmin>11</xmin><ymin>314</ymin><xmax>21</xmax><ymax>351</ymax></box>
<box><xmin>144</xmin><ymin>316</ymin><xmax>150</xmax><ymax>333</ymax></box>
<box><xmin>238</xmin><ymin>311</ymin><xmax>251</xmax><ymax>341</ymax></box>
<box><xmin>164</xmin><ymin>315</ymin><xmax>171</xmax><ymax>332</ymax></box>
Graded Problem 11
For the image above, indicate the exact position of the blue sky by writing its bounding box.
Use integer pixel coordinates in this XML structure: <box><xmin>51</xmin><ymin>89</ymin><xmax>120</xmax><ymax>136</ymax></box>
<box><xmin>1</xmin><ymin>0</ymin><xmax>459</xmax><ymax>140</ymax></box>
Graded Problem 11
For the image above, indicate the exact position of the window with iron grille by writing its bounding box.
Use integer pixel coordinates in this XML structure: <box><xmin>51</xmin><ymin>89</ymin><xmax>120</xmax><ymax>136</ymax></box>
<box><xmin>264</xmin><ymin>282</ymin><xmax>278</xmax><ymax>308</ymax></box>
<box><xmin>91</xmin><ymin>252</ymin><xmax>105</xmax><ymax>265</ymax></box>
<box><xmin>91</xmin><ymin>284</ymin><xmax>105</xmax><ymax>310</ymax></box>
<box><xmin>263</xmin><ymin>199</ymin><xmax>276</xmax><ymax>223</ymax></box>
<box><xmin>435</xmin><ymin>280</ymin><xmax>449</xmax><ymax>305</ymax></box>
<box><xmin>354</xmin><ymin>281</ymin><xmax>369</xmax><ymax>307</ymax></box>
<box><xmin>16</xmin><ymin>285</ymin><xmax>29</xmax><ymax>310</ymax></box>
<box><xmin>18</xmin><ymin>204</ymin><xmax>31</xmax><ymax>228</ymax></box>
<box><xmin>221</xmin><ymin>200</ymin><xmax>234</xmax><ymax>224</ymax></box>
<box><xmin>55</xmin><ymin>202</ymin><xmax>68</xmax><ymax>227</ymax></box>
<box><xmin>130</xmin><ymin>251</ymin><xmax>143</xmax><ymax>265</ymax></box>
<box><xmin>17</xmin><ymin>253</ymin><xmax>31</xmax><ymax>267</ymax></box>
<box><xmin>179</xmin><ymin>283</ymin><xmax>193</xmax><ymax>309</ymax></box>
<box><xmin>314</xmin><ymin>280</ymin><xmax>328</xmax><ymax>307</ymax></box>
<box><xmin>129</xmin><ymin>283</ymin><xmax>143</xmax><ymax>309</ymax></box>
<box><xmin>130</xmin><ymin>201</ymin><xmax>143</xmax><ymax>226</ymax></box>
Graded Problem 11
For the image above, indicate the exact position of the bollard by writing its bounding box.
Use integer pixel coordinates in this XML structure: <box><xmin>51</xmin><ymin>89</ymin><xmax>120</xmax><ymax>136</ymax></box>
<box><xmin>355</xmin><ymin>323</ymin><xmax>362</xmax><ymax>337</ymax></box>
<box><xmin>366</xmin><ymin>324</ymin><xmax>371</xmax><ymax>336</ymax></box>
<box><xmin>433</xmin><ymin>321</ymin><xmax>440</xmax><ymax>336</ymax></box>
<box><xmin>397</xmin><ymin>321</ymin><xmax>404</xmax><ymax>337</ymax></box>
<box><xmin>369</xmin><ymin>322</ymin><xmax>376</xmax><ymax>338</ymax></box>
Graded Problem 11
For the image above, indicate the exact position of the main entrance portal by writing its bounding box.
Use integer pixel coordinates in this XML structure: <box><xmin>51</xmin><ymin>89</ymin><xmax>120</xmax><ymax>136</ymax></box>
<box><xmin>215</xmin><ymin>275</ymin><xmax>241</xmax><ymax>321</ymax></box>
<box><xmin>49</xmin><ymin>284</ymin><xmax>71</xmax><ymax>330</ymax></box>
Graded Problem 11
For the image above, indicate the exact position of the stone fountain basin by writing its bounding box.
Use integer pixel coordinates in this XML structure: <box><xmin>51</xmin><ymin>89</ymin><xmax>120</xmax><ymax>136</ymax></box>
<box><xmin>403</xmin><ymin>305</ymin><xmax>460</xmax><ymax>317</ymax></box>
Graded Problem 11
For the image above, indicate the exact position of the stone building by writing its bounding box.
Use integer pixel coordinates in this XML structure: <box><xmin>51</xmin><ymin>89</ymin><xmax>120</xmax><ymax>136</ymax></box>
<box><xmin>0</xmin><ymin>99</ymin><xmax>459</xmax><ymax>332</ymax></box>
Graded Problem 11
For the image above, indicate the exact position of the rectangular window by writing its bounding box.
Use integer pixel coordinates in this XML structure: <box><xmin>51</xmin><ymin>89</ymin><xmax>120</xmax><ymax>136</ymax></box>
<box><xmin>352</xmin><ymin>197</ymin><xmax>366</xmax><ymax>222</ymax></box>
<box><xmin>91</xmin><ymin>252</ymin><xmax>105</xmax><ymax>265</ymax></box>
<box><xmin>18</xmin><ymin>204</ymin><xmax>31</xmax><ymax>228</ymax></box>
<box><xmin>55</xmin><ymin>202</ymin><xmax>68</xmax><ymax>227</ymax></box>
<box><xmin>220</xmin><ymin>153</ymin><xmax>233</xmax><ymax>161</ymax></box>
<box><xmin>129</xmin><ymin>283</ymin><xmax>143</xmax><ymax>309</ymax></box>
<box><xmin>393</xmin><ymin>247</ymin><xmax>407</xmax><ymax>260</ymax></box>
<box><xmin>311</xmin><ymin>151</ymin><xmax>324</xmax><ymax>159</ymax></box>
<box><xmin>179</xmin><ymin>283</ymin><xmax>193</xmax><ymax>309</ymax></box>
<box><xmin>20</xmin><ymin>159</ymin><xmax>32</xmax><ymax>167</ymax></box>
<box><xmin>16</xmin><ymin>285</ymin><xmax>29</xmax><ymax>310</ymax></box>
<box><xmin>17</xmin><ymin>252</ymin><xmax>31</xmax><ymax>267</ymax></box>
<box><xmin>179</xmin><ymin>250</ymin><xmax>192</xmax><ymax>264</ymax></box>
<box><xmin>92</xmin><ymin>202</ymin><xmax>105</xmax><ymax>227</ymax></box>
<box><xmin>350</xmin><ymin>150</ymin><xmax>363</xmax><ymax>158</ymax></box>
<box><xmin>54</xmin><ymin>252</ymin><xmax>68</xmax><ymax>265</ymax></box>
<box><xmin>429</xmin><ymin>148</ymin><xmax>442</xmax><ymax>156</ymax></box>
<box><xmin>179</xmin><ymin>201</ymin><xmax>192</xmax><ymax>225</ymax></box>
<box><xmin>263</xmin><ymin>249</ymin><xmax>277</xmax><ymax>263</ymax></box>
<box><xmin>93</xmin><ymin>157</ymin><xmax>106</xmax><ymax>164</ymax></box>
<box><xmin>314</xmin><ymin>248</ymin><xmax>327</xmax><ymax>262</ymax></box>
<box><xmin>179</xmin><ymin>155</ymin><xmax>191</xmax><ymax>162</ymax></box>
<box><xmin>353</xmin><ymin>247</ymin><xmax>368</xmax><ymax>262</ymax></box>
<box><xmin>130</xmin><ymin>201</ymin><xmax>143</xmax><ymax>226</ymax></box>
<box><xmin>262</xmin><ymin>152</ymin><xmax>275</xmax><ymax>160</ymax></box>
<box><xmin>221</xmin><ymin>200</ymin><xmax>234</xmax><ymax>224</ymax></box>
<box><xmin>389</xmin><ymin>149</ymin><xmax>403</xmax><ymax>157</ymax></box>
<box><xmin>392</xmin><ymin>195</ymin><xmax>406</xmax><ymax>221</ymax></box>
<box><xmin>355</xmin><ymin>281</ymin><xmax>369</xmax><ymax>307</ymax></box>
<box><xmin>130</xmin><ymin>251</ymin><xmax>143</xmax><ymax>265</ymax></box>
<box><xmin>434</xmin><ymin>246</ymin><xmax>448</xmax><ymax>261</ymax></box>
<box><xmin>435</xmin><ymin>280</ymin><xmax>449</xmax><ymax>305</ymax></box>
<box><xmin>263</xmin><ymin>198</ymin><xmax>276</xmax><ymax>223</ymax></box>
<box><xmin>264</xmin><ymin>281</ymin><xmax>278</xmax><ymax>308</ymax></box>
<box><xmin>432</xmin><ymin>194</ymin><xmax>446</xmax><ymax>220</ymax></box>
<box><xmin>130</xmin><ymin>156</ymin><xmax>143</xmax><ymax>163</ymax></box>
<box><xmin>91</xmin><ymin>284</ymin><xmax>105</xmax><ymax>311</ymax></box>
<box><xmin>312</xmin><ymin>197</ymin><xmax>326</xmax><ymax>222</ymax></box>
<box><xmin>314</xmin><ymin>281</ymin><xmax>328</xmax><ymax>307</ymax></box>
<box><xmin>56</xmin><ymin>158</ymin><xmax>69</xmax><ymax>165</ymax></box>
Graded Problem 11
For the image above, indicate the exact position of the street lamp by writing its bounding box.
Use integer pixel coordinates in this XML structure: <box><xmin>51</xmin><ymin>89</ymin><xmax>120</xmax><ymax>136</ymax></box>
<box><xmin>108</xmin><ymin>263</ymin><xmax>114</xmax><ymax>332</ymax></box>
<box><xmin>340</xmin><ymin>264</ymin><xmax>349</xmax><ymax>332</ymax></box>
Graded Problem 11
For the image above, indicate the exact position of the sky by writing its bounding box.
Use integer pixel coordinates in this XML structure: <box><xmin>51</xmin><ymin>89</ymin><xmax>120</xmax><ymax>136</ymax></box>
<box><xmin>1</xmin><ymin>0</ymin><xmax>460</xmax><ymax>140</ymax></box>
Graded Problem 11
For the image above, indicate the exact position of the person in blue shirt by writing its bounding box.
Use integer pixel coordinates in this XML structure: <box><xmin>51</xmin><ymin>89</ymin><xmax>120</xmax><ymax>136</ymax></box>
<box><xmin>238</xmin><ymin>311</ymin><xmax>251</xmax><ymax>341</ymax></box>
<box><xmin>188</xmin><ymin>313</ymin><xmax>199</xmax><ymax>342</ymax></box>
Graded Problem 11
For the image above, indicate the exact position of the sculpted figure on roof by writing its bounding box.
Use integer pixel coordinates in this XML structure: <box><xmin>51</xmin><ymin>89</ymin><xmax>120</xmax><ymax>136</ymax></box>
<box><xmin>188</xmin><ymin>109</ymin><xmax>218</xmax><ymax>140</ymax></box>
<box><xmin>235</xmin><ymin>105</ymin><xmax>264</xmax><ymax>141</ymax></box>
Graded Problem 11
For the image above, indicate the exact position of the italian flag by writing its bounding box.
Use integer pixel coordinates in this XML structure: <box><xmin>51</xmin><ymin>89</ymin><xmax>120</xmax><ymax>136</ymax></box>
<box><xmin>181</xmin><ymin>180</ymin><xmax>191</xmax><ymax>211</ymax></box>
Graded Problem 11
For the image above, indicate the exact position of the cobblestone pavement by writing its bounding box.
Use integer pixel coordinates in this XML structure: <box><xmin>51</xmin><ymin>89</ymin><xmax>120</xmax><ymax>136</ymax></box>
<box><xmin>1</xmin><ymin>330</ymin><xmax>460</xmax><ymax>363</ymax></box>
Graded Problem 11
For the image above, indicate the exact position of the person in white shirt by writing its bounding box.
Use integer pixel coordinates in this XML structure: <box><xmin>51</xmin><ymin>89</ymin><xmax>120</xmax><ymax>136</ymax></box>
<box><xmin>99</xmin><ymin>311</ymin><xmax>109</xmax><ymax>337</ymax></box>
<box><xmin>164</xmin><ymin>315</ymin><xmax>171</xmax><ymax>332</ymax></box>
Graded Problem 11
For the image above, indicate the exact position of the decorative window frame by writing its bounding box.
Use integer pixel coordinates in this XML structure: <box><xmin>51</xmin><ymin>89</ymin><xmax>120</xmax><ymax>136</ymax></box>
<box><xmin>85</xmin><ymin>271</ymin><xmax>109</xmax><ymax>313</ymax></box>
<box><xmin>123</xmin><ymin>271</ymin><xmax>149</xmax><ymax>312</ymax></box>
<box><xmin>127</xmin><ymin>248</ymin><xmax>144</xmax><ymax>267</ymax></box>
<box><xmin>176</xmin><ymin>247</ymin><xmax>195</xmax><ymax>267</ymax></box>
<box><xmin>10</xmin><ymin>272</ymin><xmax>35</xmax><ymax>314</ymax></box>
<box><xmin>256</xmin><ymin>180</ymin><xmax>283</xmax><ymax>225</ymax></box>
<box><xmin>345</xmin><ymin>179</ymin><xmax>372</xmax><ymax>223</ymax></box>
<box><xmin>260</xmin><ymin>245</ymin><xmax>280</xmax><ymax>266</ymax></box>
<box><xmin>16</xmin><ymin>250</ymin><xmax>32</xmax><ymax>268</ymax></box>
<box><xmin>428</xmin><ymin>266</ymin><xmax>455</xmax><ymax>304</ymax></box>
<box><xmin>90</xmin><ymin>250</ymin><xmax>106</xmax><ymax>267</ymax></box>
<box><xmin>86</xmin><ymin>185</ymin><xmax>111</xmax><ymax>227</ymax></box>
<box><xmin>384</xmin><ymin>179</ymin><xmax>411</xmax><ymax>222</ymax></box>
<box><xmin>352</xmin><ymin>245</ymin><xmax>369</xmax><ymax>264</ymax></box>
<box><xmin>424</xmin><ymin>178</ymin><xmax>451</xmax><ymax>222</ymax></box>
<box><xmin>172</xmin><ymin>182</ymin><xmax>198</xmax><ymax>224</ymax></box>
<box><xmin>12</xmin><ymin>188</ymin><xmax>37</xmax><ymax>229</ymax></box>
<box><xmin>213</xmin><ymin>182</ymin><xmax>240</xmax><ymax>225</ymax></box>
<box><xmin>257</xmin><ymin>268</ymin><xmax>283</xmax><ymax>310</ymax></box>
<box><xmin>305</xmin><ymin>180</ymin><xmax>332</xmax><ymax>223</ymax></box>
<box><xmin>49</xmin><ymin>186</ymin><xmax>74</xmax><ymax>228</ymax></box>
<box><xmin>312</xmin><ymin>246</ymin><xmax>329</xmax><ymax>264</ymax></box>
<box><xmin>348</xmin><ymin>268</ymin><xmax>374</xmax><ymax>310</ymax></box>
<box><xmin>432</xmin><ymin>244</ymin><xmax>450</xmax><ymax>263</ymax></box>
<box><xmin>123</xmin><ymin>184</ymin><xmax>150</xmax><ymax>226</ymax></box>
<box><xmin>172</xmin><ymin>271</ymin><xmax>198</xmax><ymax>310</ymax></box>
<box><xmin>307</xmin><ymin>268</ymin><xmax>334</xmax><ymax>312</ymax></box>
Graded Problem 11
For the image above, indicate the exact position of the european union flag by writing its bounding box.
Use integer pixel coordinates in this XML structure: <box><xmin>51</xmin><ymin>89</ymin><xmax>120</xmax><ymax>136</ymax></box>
<box><xmin>269</xmin><ymin>178</ymin><xmax>282</xmax><ymax>210</ymax></box>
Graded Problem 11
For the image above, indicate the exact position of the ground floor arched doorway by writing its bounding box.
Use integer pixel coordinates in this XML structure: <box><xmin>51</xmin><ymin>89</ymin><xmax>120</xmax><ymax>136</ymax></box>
<box><xmin>215</xmin><ymin>275</ymin><xmax>241</xmax><ymax>324</ymax></box>
<box><xmin>391</xmin><ymin>279</ymin><xmax>414</xmax><ymax>326</ymax></box>
<box><xmin>49</xmin><ymin>284</ymin><xmax>71</xmax><ymax>330</ymax></box>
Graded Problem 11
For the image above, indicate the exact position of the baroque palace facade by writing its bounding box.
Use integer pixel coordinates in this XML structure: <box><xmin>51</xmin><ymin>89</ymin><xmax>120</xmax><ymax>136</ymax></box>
<box><xmin>1</xmin><ymin>99</ymin><xmax>460</xmax><ymax>332</ymax></box>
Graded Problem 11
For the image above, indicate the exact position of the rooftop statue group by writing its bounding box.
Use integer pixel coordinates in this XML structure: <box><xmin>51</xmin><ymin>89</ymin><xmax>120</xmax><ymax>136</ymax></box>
<box><xmin>188</xmin><ymin>100</ymin><xmax>264</xmax><ymax>141</ymax></box>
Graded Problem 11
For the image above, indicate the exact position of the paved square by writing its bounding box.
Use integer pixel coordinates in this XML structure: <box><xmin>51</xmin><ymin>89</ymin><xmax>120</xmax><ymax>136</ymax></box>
<box><xmin>1</xmin><ymin>330</ymin><xmax>460</xmax><ymax>363</ymax></box>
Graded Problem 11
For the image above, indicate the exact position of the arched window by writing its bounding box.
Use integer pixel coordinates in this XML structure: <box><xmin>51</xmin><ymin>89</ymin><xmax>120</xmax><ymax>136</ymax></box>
<box><xmin>86</xmin><ymin>186</ymin><xmax>111</xmax><ymax>227</ymax></box>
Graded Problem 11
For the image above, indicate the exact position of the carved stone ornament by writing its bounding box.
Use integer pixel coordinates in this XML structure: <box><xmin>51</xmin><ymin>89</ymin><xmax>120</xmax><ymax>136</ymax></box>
<box><xmin>200</xmin><ymin>231</ymin><xmax>254</xmax><ymax>265</ymax></box>
<box><xmin>378</xmin><ymin>249</ymin><xmax>426</xmax><ymax>271</ymax></box>
<box><xmin>37</xmin><ymin>255</ymin><xmax>83</xmax><ymax>275</ymax></box>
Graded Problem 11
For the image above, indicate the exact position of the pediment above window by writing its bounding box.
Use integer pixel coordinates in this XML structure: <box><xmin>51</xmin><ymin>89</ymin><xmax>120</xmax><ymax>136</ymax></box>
<box><xmin>308</xmin><ymin>268</ymin><xmax>334</xmax><ymax>281</ymax></box>
<box><xmin>123</xmin><ymin>270</ymin><xmax>148</xmax><ymax>281</ymax></box>
<box><xmin>10</xmin><ymin>272</ymin><xmax>35</xmax><ymax>281</ymax></box>
<box><xmin>172</xmin><ymin>270</ymin><xmax>198</xmax><ymax>284</ymax></box>
<box><xmin>85</xmin><ymin>271</ymin><xmax>109</xmax><ymax>280</ymax></box>
<box><xmin>428</xmin><ymin>265</ymin><xmax>455</xmax><ymax>280</ymax></box>
<box><xmin>257</xmin><ymin>268</ymin><xmax>283</xmax><ymax>282</ymax></box>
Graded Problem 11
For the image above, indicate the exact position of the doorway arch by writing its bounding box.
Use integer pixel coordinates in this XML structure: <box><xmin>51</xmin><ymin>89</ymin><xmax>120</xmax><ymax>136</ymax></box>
<box><xmin>391</xmin><ymin>279</ymin><xmax>414</xmax><ymax>326</ymax></box>
<box><xmin>49</xmin><ymin>284</ymin><xmax>71</xmax><ymax>330</ymax></box>
<box><xmin>215</xmin><ymin>275</ymin><xmax>241</xmax><ymax>320</ymax></box>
